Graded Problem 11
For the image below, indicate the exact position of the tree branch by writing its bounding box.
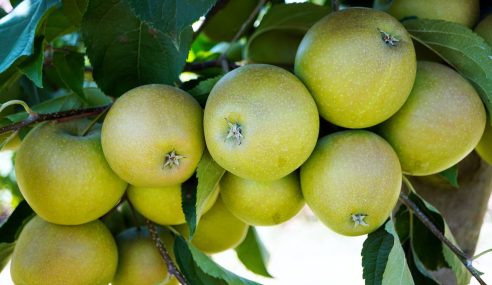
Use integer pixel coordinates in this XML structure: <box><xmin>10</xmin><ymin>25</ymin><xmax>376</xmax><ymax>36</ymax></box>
<box><xmin>193</xmin><ymin>0</ymin><xmax>231</xmax><ymax>41</ymax></box>
<box><xmin>331</xmin><ymin>0</ymin><xmax>340</xmax><ymax>12</ymax></box>
<box><xmin>0</xmin><ymin>105</ymin><xmax>111</xmax><ymax>135</ymax></box>
<box><xmin>146</xmin><ymin>220</ymin><xmax>189</xmax><ymax>285</ymax></box>
<box><xmin>398</xmin><ymin>190</ymin><xmax>487</xmax><ymax>285</ymax></box>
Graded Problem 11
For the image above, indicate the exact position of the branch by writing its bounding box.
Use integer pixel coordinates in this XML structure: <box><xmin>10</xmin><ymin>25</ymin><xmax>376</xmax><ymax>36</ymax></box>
<box><xmin>331</xmin><ymin>0</ymin><xmax>340</xmax><ymax>12</ymax></box>
<box><xmin>146</xmin><ymin>220</ymin><xmax>189</xmax><ymax>285</ymax></box>
<box><xmin>0</xmin><ymin>105</ymin><xmax>111</xmax><ymax>135</ymax></box>
<box><xmin>184</xmin><ymin>58</ymin><xmax>238</xmax><ymax>72</ymax></box>
<box><xmin>398</xmin><ymin>189</ymin><xmax>487</xmax><ymax>285</ymax></box>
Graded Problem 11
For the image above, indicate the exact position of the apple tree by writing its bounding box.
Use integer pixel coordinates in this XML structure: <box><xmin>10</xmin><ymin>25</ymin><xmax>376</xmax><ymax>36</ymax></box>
<box><xmin>0</xmin><ymin>0</ymin><xmax>492</xmax><ymax>284</ymax></box>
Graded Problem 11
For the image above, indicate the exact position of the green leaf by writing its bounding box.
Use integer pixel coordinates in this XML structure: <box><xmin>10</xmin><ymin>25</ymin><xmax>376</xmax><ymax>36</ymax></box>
<box><xmin>181</xmin><ymin>177</ymin><xmax>198</xmax><ymax>237</ymax></box>
<box><xmin>174</xmin><ymin>236</ymin><xmax>227</xmax><ymax>285</ymax></box>
<box><xmin>61</xmin><ymin>0</ymin><xmax>88</xmax><ymax>26</ymax></box>
<box><xmin>195</xmin><ymin>150</ymin><xmax>225</xmax><ymax>220</ymax></box>
<box><xmin>404</xmin><ymin>19</ymin><xmax>492</xmax><ymax>122</ymax></box>
<box><xmin>0</xmin><ymin>201</ymin><xmax>34</xmax><ymax>271</ymax></box>
<box><xmin>362</xmin><ymin>220</ymin><xmax>414</xmax><ymax>285</ymax></box>
<box><xmin>17</xmin><ymin>37</ymin><xmax>46</xmax><ymax>88</ymax></box>
<box><xmin>44</xmin><ymin>6</ymin><xmax>77</xmax><ymax>41</ymax></box>
<box><xmin>126</xmin><ymin>0</ymin><xmax>217</xmax><ymax>48</ymax></box>
<box><xmin>176</xmin><ymin>237</ymin><xmax>261</xmax><ymax>285</ymax></box>
<box><xmin>53</xmin><ymin>49</ymin><xmax>85</xmax><ymax>99</ymax></box>
<box><xmin>187</xmin><ymin>75</ymin><xmax>223</xmax><ymax>106</ymax></box>
<box><xmin>438</xmin><ymin>165</ymin><xmax>459</xmax><ymax>188</ymax></box>
<box><xmin>245</xmin><ymin>3</ymin><xmax>330</xmax><ymax>65</ymax></box>
<box><xmin>82</xmin><ymin>0</ymin><xmax>193</xmax><ymax>97</ymax></box>
<box><xmin>235</xmin><ymin>227</ymin><xmax>272</xmax><ymax>278</ymax></box>
<box><xmin>404</xmin><ymin>242</ymin><xmax>440</xmax><ymax>285</ymax></box>
<box><xmin>0</xmin><ymin>0</ymin><xmax>61</xmax><ymax>73</ymax></box>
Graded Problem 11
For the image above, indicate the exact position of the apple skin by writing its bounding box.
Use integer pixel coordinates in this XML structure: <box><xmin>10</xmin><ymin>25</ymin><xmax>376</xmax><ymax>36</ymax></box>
<box><xmin>127</xmin><ymin>184</ymin><xmax>219</xmax><ymax>225</ymax></box>
<box><xmin>379</xmin><ymin>61</ymin><xmax>486</xmax><ymax>176</ymax></box>
<box><xmin>475</xmin><ymin>15</ymin><xmax>492</xmax><ymax>46</ymax></box>
<box><xmin>300</xmin><ymin>130</ymin><xmax>402</xmax><ymax>236</ymax></box>
<box><xmin>295</xmin><ymin>7</ymin><xmax>416</xmax><ymax>128</ymax></box>
<box><xmin>177</xmin><ymin>197</ymin><xmax>249</xmax><ymax>254</ymax></box>
<box><xmin>220</xmin><ymin>171</ymin><xmax>304</xmax><ymax>226</ymax></box>
<box><xmin>11</xmin><ymin>216</ymin><xmax>118</xmax><ymax>285</ymax></box>
<box><xmin>101</xmin><ymin>84</ymin><xmax>205</xmax><ymax>187</ymax></box>
<box><xmin>15</xmin><ymin>120</ymin><xmax>127</xmax><ymax>225</ymax></box>
<box><xmin>204</xmin><ymin>64</ymin><xmax>319</xmax><ymax>181</ymax></box>
<box><xmin>377</xmin><ymin>0</ymin><xmax>479</xmax><ymax>28</ymax></box>
<box><xmin>112</xmin><ymin>227</ymin><xmax>177</xmax><ymax>285</ymax></box>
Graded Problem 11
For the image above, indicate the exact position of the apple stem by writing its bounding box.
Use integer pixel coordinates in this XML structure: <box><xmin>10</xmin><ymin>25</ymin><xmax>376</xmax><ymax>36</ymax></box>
<box><xmin>399</xmin><ymin>180</ymin><xmax>486</xmax><ymax>285</ymax></box>
<box><xmin>331</xmin><ymin>0</ymin><xmax>340</xmax><ymax>12</ymax></box>
<box><xmin>79</xmin><ymin>105</ymin><xmax>111</xmax><ymax>136</ymax></box>
<box><xmin>146</xmin><ymin>220</ymin><xmax>189</xmax><ymax>285</ymax></box>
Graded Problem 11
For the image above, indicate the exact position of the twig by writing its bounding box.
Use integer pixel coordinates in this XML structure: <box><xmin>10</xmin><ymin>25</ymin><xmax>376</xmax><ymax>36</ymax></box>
<box><xmin>146</xmin><ymin>220</ymin><xmax>189</xmax><ymax>285</ymax></box>
<box><xmin>193</xmin><ymin>0</ymin><xmax>231</xmax><ymax>41</ymax></box>
<box><xmin>473</xmin><ymin>248</ymin><xmax>492</xmax><ymax>260</ymax></box>
<box><xmin>184</xmin><ymin>59</ymin><xmax>238</xmax><ymax>71</ymax></box>
<box><xmin>398</xmin><ymin>189</ymin><xmax>487</xmax><ymax>285</ymax></box>
<box><xmin>217</xmin><ymin>0</ymin><xmax>266</xmax><ymax>72</ymax></box>
<box><xmin>0</xmin><ymin>105</ymin><xmax>111</xmax><ymax>135</ymax></box>
<box><xmin>331</xmin><ymin>0</ymin><xmax>340</xmax><ymax>12</ymax></box>
<box><xmin>80</xmin><ymin>105</ymin><xmax>110</xmax><ymax>136</ymax></box>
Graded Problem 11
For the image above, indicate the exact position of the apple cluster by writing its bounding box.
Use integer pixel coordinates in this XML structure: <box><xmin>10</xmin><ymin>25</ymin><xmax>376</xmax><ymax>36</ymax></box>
<box><xmin>7</xmin><ymin>5</ymin><xmax>491</xmax><ymax>285</ymax></box>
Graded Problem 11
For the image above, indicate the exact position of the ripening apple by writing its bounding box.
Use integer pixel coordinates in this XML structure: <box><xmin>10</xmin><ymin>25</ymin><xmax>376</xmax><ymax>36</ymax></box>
<box><xmin>379</xmin><ymin>61</ymin><xmax>486</xmax><ymax>176</ymax></box>
<box><xmin>11</xmin><ymin>216</ymin><xmax>118</xmax><ymax>285</ymax></box>
<box><xmin>301</xmin><ymin>130</ymin><xmax>402</xmax><ymax>236</ymax></box>
<box><xmin>204</xmin><ymin>64</ymin><xmax>319</xmax><ymax>181</ymax></box>
<box><xmin>15</xmin><ymin>120</ymin><xmax>127</xmax><ymax>225</ymax></box>
<box><xmin>295</xmin><ymin>7</ymin><xmax>416</xmax><ymax>128</ymax></box>
<box><xmin>102</xmin><ymin>84</ymin><xmax>205</xmax><ymax>187</ymax></box>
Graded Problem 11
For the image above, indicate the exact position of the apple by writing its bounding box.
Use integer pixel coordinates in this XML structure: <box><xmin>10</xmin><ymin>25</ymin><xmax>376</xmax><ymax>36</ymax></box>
<box><xmin>11</xmin><ymin>216</ymin><xmax>118</xmax><ymax>285</ymax></box>
<box><xmin>102</xmin><ymin>84</ymin><xmax>205</xmax><ymax>187</ymax></box>
<box><xmin>379</xmin><ymin>61</ymin><xmax>486</xmax><ymax>176</ymax></box>
<box><xmin>220</xmin><ymin>171</ymin><xmax>304</xmax><ymax>226</ymax></box>
<box><xmin>295</xmin><ymin>7</ymin><xmax>416</xmax><ymax>128</ymax></box>
<box><xmin>300</xmin><ymin>130</ymin><xmax>402</xmax><ymax>236</ymax></box>
<box><xmin>15</xmin><ymin>120</ymin><xmax>127</xmax><ymax>225</ymax></box>
<box><xmin>204</xmin><ymin>64</ymin><xmax>319</xmax><ymax>181</ymax></box>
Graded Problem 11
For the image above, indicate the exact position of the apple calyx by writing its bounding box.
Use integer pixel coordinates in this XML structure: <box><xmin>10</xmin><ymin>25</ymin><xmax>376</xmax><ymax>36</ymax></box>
<box><xmin>351</xmin><ymin>213</ymin><xmax>369</xmax><ymax>227</ymax></box>
<box><xmin>378</xmin><ymin>29</ymin><xmax>400</xmax><ymax>47</ymax></box>
<box><xmin>163</xmin><ymin>151</ymin><xmax>185</xmax><ymax>169</ymax></box>
<box><xmin>225</xmin><ymin>119</ymin><xmax>243</xmax><ymax>145</ymax></box>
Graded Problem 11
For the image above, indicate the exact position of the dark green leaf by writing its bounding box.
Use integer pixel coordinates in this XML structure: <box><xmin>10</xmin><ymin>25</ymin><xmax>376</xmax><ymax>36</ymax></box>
<box><xmin>126</xmin><ymin>0</ymin><xmax>217</xmax><ymax>48</ymax></box>
<box><xmin>83</xmin><ymin>87</ymin><xmax>112</xmax><ymax>107</ymax></box>
<box><xmin>0</xmin><ymin>67</ymin><xmax>22</xmax><ymax>94</ymax></box>
<box><xmin>181</xmin><ymin>177</ymin><xmax>198</xmax><ymax>238</ymax></box>
<box><xmin>246</xmin><ymin>3</ymin><xmax>330</xmax><ymax>65</ymax></box>
<box><xmin>0</xmin><ymin>9</ymin><xmax>7</xmax><ymax>18</ymax></box>
<box><xmin>17</xmin><ymin>37</ymin><xmax>46</xmax><ymax>88</ymax></box>
<box><xmin>235</xmin><ymin>227</ymin><xmax>272</xmax><ymax>278</ymax></box>
<box><xmin>438</xmin><ymin>165</ymin><xmax>459</xmax><ymax>188</ymax></box>
<box><xmin>362</xmin><ymin>220</ymin><xmax>414</xmax><ymax>285</ymax></box>
<box><xmin>177</xmin><ymin>237</ymin><xmax>261</xmax><ymax>285</ymax></box>
<box><xmin>53</xmin><ymin>49</ymin><xmax>85</xmax><ymax>99</ymax></box>
<box><xmin>408</xmin><ymin>249</ymin><xmax>440</xmax><ymax>285</ymax></box>
<box><xmin>174</xmin><ymin>236</ymin><xmax>227</xmax><ymax>285</ymax></box>
<box><xmin>82</xmin><ymin>0</ymin><xmax>192</xmax><ymax>97</ymax></box>
<box><xmin>61</xmin><ymin>0</ymin><xmax>88</xmax><ymax>26</ymax></box>
<box><xmin>195</xmin><ymin>150</ymin><xmax>224</xmax><ymax>219</ymax></box>
<box><xmin>0</xmin><ymin>0</ymin><xmax>61</xmax><ymax>73</ymax></box>
<box><xmin>404</xmin><ymin>19</ymin><xmax>492</xmax><ymax>123</ymax></box>
<box><xmin>44</xmin><ymin>7</ymin><xmax>77</xmax><ymax>41</ymax></box>
<box><xmin>187</xmin><ymin>75</ymin><xmax>222</xmax><ymax>106</ymax></box>
<box><xmin>0</xmin><ymin>201</ymin><xmax>34</xmax><ymax>272</ymax></box>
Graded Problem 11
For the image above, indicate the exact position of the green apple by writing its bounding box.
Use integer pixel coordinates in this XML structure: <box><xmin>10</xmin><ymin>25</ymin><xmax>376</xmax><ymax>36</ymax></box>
<box><xmin>102</xmin><ymin>84</ymin><xmax>205</xmax><ymax>187</ymax></box>
<box><xmin>11</xmin><ymin>216</ymin><xmax>118</xmax><ymax>285</ymax></box>
<box><xmin>113</xmin><ymin>227</ymin><xmax>177</xmax><ymax>285</ymax></box>
<box><xmin>127</xmin><ymin>184</ymin><xmax>219</xmax><ymax>225</ymax></box>
<box><xmin>295</xmin><ymin>8</ymin><xmax>416</xmax><ymax>128</ymax></box>
<box><xmin>376</xmin><ymin>0</ymin><xmax>479</xmax><ymax>28</ymax></box>
<box><xmin>475</xmin><ymin>15</ymin><xmax>492</xmax><ymax>45</ymax></box>
<box><xmin>204</xmin><ymin>64</ymin><xmax>319</xmax><ymax>181</ymax></box>
<box><xmin>379</xmin><ymin>61</ymin><xmax>486</xmax><ymax>176</ymax></box>
<box><xmin>177</xmin><ymin>197</ymin><xmax>248</xmax><ymax>254</ymax></box>
<box><xmin>300</xmin><ymin>130</ymin><xmax>402</xmax><ymax>236</ymax></box>
<box><xmin>15</xmin><ymin>120</ymin><xmax>127</xmax><ymax>225</ymax></box>
<box><xmin>220</xmin><ymin>171</ymin><xmax>304</xmax><ymax>226</ymax></box>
